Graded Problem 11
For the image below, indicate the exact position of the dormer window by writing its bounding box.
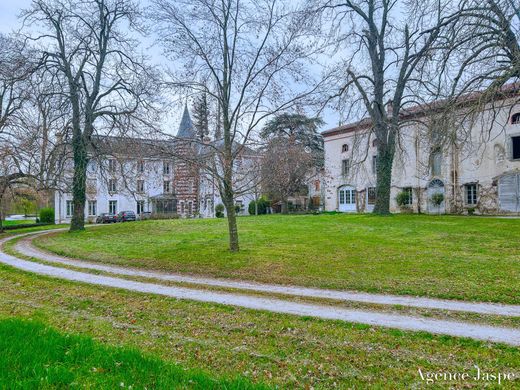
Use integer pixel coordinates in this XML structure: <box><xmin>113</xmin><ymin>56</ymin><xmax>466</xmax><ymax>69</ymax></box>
<box><xmin>108</xmin><ymin>159</ymin><xmax>117</xmax><ymax>173</ymax></box>
<box><xmin>511</xmin><ymin>113</ymin><xmax>520</xmax><ymax>124</ymax></box>
<box><xmin>372</xmin><ymin>139</ymin><xmax>378</xmax><ymax>148</ymax></box>
<box><xmin>341</xmin><ymin>144</ymin><xmax>349</xmax><ymax>153</ymax></box>
<box><xmin>163</xmin><ymin>161</ymin><xmax>171</xmax><ymax>175</ymax></box>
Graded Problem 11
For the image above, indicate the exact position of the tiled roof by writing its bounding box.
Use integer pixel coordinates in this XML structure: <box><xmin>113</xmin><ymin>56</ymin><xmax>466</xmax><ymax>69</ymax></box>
<box><xmin>322</xmin><ymin>83</ymin><xmax>520</xmax><ymax>138</ymax></box>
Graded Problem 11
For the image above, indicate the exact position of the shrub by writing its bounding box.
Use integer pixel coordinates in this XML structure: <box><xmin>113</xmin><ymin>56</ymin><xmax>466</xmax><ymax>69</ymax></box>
<box><xmin>215</xmin><ymin>203</ymin><xmax>225</xmax><ymax>218</ymax></box>
<box><xmin>248</xmin><ymin>197</ymin><xmax>270</xmax><ymax>215</ymax></box>
<box><xmin>430</xmin><ymin>192</ymin><xmax>444</xmax><ymax>206</ymax></box>
<box><xmin>467</xmin><ymin>207</ymin><xmax>476</xmax><ymax>215</ymax></box>
<box><xmin>39</xmin><ymin>208</ymin><xmax>55</xmax><ymax>224</ymax></box>
<box><xmin>395</xmin><ymin>191</ymin><xmax>411</xmax><ymax>207</ymax></box>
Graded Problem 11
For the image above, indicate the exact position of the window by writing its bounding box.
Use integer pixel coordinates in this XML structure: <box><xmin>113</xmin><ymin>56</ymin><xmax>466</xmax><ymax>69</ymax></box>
<box><xmin>109</xmin><ymin>200</ymin><xmax>117</xmax><ymax>214</ymax></box>
<box><xmin>137</xmin><ymin>180</ymin><xmax>145</xmax><ymax>193</ymax></box>
<box><xmin>136</xmin><ymin>200</ymin><xmax>145</xmax><ymax>215</ymax></box>
<box><xmin>108</xmin><ymin>179</ymin><xmax>117</xmax><ymax>193</ymax></box>
<box><xmin>180</xmin><ymin>201</ymin><xmax>185</xmax><ymax>214</ymax></box>
<box><xmin>88</xmin><ymin>200</ymin><xmax>97</xmax><ymax>216</ymax></box>
<box><xmin>371</xmin><ymin>155</ymin><xmax>378</xmax><ymax>175</ymax></box>
<box><xmin>66</xmin><ymin>200</ymin><xmax>74</xmax><ymax>217</ymax></box>
<box><xmin>367</xmin><ymin>187</ymin><xmax>376</xmax><ymax>205</ymax></box>
<box><xmin>163</xmin><ymin>180</ymin><xmax>171</xmax><ymax>193</ymax></box>
<box><xmin>341</xmin><ymin>159</ymin><xmax>350</xmax><ymax>176</ymax></box>
<box><xmin>87</xmin><ymin>161</ymin><xmax>97</xmax><ymax>174</ymax></box>
<box><xmin>372</xmin><ymin>139</ymin><xmax>378</xmax><ymax>148</ymax></box>
<box><xmin>403</xmin><ymin>187</ymin><xmax>413</xmax><ymax>205</ymax></box>
<box><xmin>431</xmin><ymin>149</ymin><xmax>442</xmax><ymax>176</ymax></box>
<box><xmin>108</xmin><ymin>159</ymin><xmax>117</xmax><ymax>173</ymax></box>
<box><xmin>235</xmin><ymin>200</ymin><xmax>243</xmax><ymax>214</ymax></box>
<box><xmin>341</xmin><ymin>144</ymin><xmax>349</xmax><ymax>153</ymax></box>
<box><xmin>465</xmin><ymin>184</ymin><xmax>478</xmax><ymax>205</ymax></box>
<box><xmin>188</xmin><ymin>201</ymin><xmax>193</xmax><ymax>214</ymax></box>
<box><xmin>137</xmin><ymin>160</ymin><xmax>145</xmax><ymax>173</ymax></box>
<box><xmin>511</xmin><ymin>113</ymin><xmax>520</xmax><ymax>124</ymax></box>
<box><xmin>314</xmin><ymin>180</ymin><xmax>320</xmax><ymax>191</ymax></box>
<box><xmin>512</xmin><ymin>136</ymin><xmax>520</xmax><ymax>160</ymax></box>
<box><xmin>163</xmin><ymin>161</ymin><xmax>171</xmax><ymax>175</ymax></box>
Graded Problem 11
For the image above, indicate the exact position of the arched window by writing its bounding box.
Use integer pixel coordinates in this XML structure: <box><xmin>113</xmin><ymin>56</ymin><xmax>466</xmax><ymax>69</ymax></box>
<box><xmin>511</xmin><ymin>113</ymin><xmax>520</xmax><ymax>124</ymax></box>
<box><xmin>372</xmin><ymin>139</ymin><xmax>378</xmax><ymax>147</ymax></box>
<box><xmin>431</xmin><ymin>148</ymin><xmax>442</xmax><ymax>176</ymax></box>
<box><xmin>341</xmin><ymin>144</ymin><xmax>349</xmax><ymax>153</ymax></box>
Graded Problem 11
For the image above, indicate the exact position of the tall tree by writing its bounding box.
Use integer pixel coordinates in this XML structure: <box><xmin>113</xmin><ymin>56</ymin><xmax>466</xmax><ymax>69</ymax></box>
<box><xmin>24</xmin><ymin>0</ymin><xmax>156</xmax><ymax>231</ymax></box>
<box><xmin>152</xmin><ymin>0</ymin><xmax>322</xmax><ymax>251</ymax></box>
<box><xmin>261</xmin><ymin>137</ymin><xmax>316</xmax><ymax>213</ymax></box>
<box><xmin>320</xmin><ymin>0</ymin><xmax>455</xmax><ymax>214</ymax></box>
<box><xmin>192</xmin><ymin>93</ymin><xmax>210</xmax><ymax>142</ymax></box>
<box><xmin>261</xmin><ymin>113</ymin><xmax>324</xmax><ymax>165</ymax></box>
<box><xmin>447</xmin><ymin>0</ymin><xmax>519</xmax><ymax>95</ymax></box>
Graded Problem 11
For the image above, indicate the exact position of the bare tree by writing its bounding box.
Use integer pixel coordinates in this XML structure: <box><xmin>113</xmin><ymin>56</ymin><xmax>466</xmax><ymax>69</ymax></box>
<box><xmin>261</xmin><ymin>138</ymin><xmax>315</xmax><ymax>213</ymax></box>
<box><xmin>23</xmin><ymin>0</ymin><xmax>157</xmax><ymax>231</ymax></box>
<box><xmin>445</xmin><ymin>0</ymin><xmax>519</xmax><ymax>96</ymax></box>
<box><xmin>151</xmin><ymin>0</ymin><xmax>323</xmax><ymax>251</ymax></box>
<box><xmin>0</xmin><ymin>34</ymin><xmax>40</xmax><ymax>229</ymax></box>
<box><xmin>319</xmin><ymin>0</ymin><xmax>456</xmax><ymax>214</ymax></box>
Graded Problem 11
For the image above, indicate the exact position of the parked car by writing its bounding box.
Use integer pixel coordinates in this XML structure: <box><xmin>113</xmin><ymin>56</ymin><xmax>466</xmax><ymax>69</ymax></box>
<box><xmin>96</xmin><ymin>213</ymin><xmax>117</xmax><ymax>224</ymax></box>
<box><xmin>117</xmin><ymin>210</ymin><xmax>136</xmax><ymax>222</ymax></box>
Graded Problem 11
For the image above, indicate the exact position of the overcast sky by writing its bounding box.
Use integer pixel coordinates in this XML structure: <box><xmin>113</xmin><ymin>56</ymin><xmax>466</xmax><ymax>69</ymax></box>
<box><xmin>0</xmin><ymin>0</ymin><xmax>341</xmax><ymax>133</ymax></box>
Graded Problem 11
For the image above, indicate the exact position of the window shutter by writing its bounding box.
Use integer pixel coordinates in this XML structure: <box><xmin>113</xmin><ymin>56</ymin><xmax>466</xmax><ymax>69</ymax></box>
<box><xmin>498</xmin><ymin>174</ymin><xmax>519</xmax><ymax>212</ymax></box>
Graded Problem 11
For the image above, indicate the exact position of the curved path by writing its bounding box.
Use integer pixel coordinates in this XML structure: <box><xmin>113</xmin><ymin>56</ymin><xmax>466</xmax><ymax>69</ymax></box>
<box><xmin>16</xmin><ymin>232</ymin><xmax>520</xmax><ymax>317</ymax></box>
<box><xmin>1</xmin><ymin>232</ymin><xmax>520</xmax><ymax>346</ymax></box>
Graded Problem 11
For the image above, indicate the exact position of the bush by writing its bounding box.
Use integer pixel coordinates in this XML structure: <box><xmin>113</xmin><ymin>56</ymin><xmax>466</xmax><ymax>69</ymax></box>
<box><xmin>39</xmin><ymin>208</ymin><xmax>55</xmax><ymax>224</ymax></box>
<box><xmin>248</xmin><ymin>197</ymin><xmax>270</xmax><ymax>215</ymax></box>
<box><xmin>430</xmin><ymin>192</ymin><xmax>444</xmax><ymax>206</ymax></box>
<box><xmin>215</xmin><ymin>203</ymin><xmax>225</xmax><ymax>218</ymax></box>
<box><xmin>395</xmin><ymin>191</ymin><xmax>411</xmax><ymax>208</ymax></box>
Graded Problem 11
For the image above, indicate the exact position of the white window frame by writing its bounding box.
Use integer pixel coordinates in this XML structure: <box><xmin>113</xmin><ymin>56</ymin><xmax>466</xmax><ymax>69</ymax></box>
<box><xmin>88</xmin><ymin>200</ymin><xmax>97</xmax><ymax>216</ymax></box>
<box><xmin>137</xmin><ymin>160</ymin><xmax>145</xmax><ymax>173</ymax></box>
<box><xmin>136</xmin><ymin>200</ymin><xmax>145</xmax><ymax>214</ymax></box>
<box><xmin>109</xmin><ymin>200</ymin><xmax>117</xmax><ymax>215</ymax></box>
<box><xmin>465</xmin><ymin>183</ymin><xmax>478</xmax><ymax>206</ymax></box>
<box><xmin>403</xmin><ymin>187</ymin><xmax>413</xmax><ymax>206</ymax></box>
<box><xmin>108</xmin><ymin>179</ymin><xmax>117</xmax><ymax>193</ymax></box>
<box><xmin>108</xmin><ymin>159</ymin><xmax>117</xmax><ymax>173</ymax></box>
<box><xmin>163</xmin><ymin>181</ymin><xmax>171</xmax><ymax>193</ymax></box>
<box><xmin>66</xmin><ymin>200</ymin><xmax>74</xmax><ymax>217</ymax></box>
<box><xmin>137</xmin><ymin>180</ymin><xmax>145</xmax><ymax>193</ymax></box>
<box><xmin>341</xmin><ymin>159</ymin><xmax>350</xmax><ymax>176</ymax></box>
<box><xmin>163</xmin><ymin>161</ymin><xmax>171</xmax><ymax>175</ymax></box>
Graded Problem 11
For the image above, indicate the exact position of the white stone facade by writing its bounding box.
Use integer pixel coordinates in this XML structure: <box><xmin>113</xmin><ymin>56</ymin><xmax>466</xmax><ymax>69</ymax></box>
<box><xmin>323</xmin><ymin>95</ymin><xmax>520</xmax><ymax>215</ymax></box>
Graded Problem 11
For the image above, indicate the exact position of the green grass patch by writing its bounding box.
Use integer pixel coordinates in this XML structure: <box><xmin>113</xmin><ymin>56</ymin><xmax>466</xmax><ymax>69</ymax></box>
<box><xmin>36</xmin><ymin>214</ymin><xmax>520</xmax><ymax>304</ymax></box>
<box><xmin>0</xmin><ymin>264</ymin><xmax>519</xmax><ymax>388</ymax></box>
<box><xmin>0</xmin><ymin>317</ymin><xmax>260</xmax><ymax>389</ymax></box>
<box><xmin>2</xmin><ymin>220</ymin><xmax>35</xmax><ymax>226</ymax></box>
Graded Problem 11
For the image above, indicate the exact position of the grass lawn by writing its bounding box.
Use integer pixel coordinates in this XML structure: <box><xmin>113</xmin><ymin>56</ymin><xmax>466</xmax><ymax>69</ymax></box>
<box><xmin>36</xmin><ymin>214</ymin><xmax>520</xmax><ymax>304</ymax></box>
<box><xmin>0</xmin><ymin>318</ymin><xmax>260</xmax><ymax>389</ymax></box>
<box><xmin>2</xmin><ymin>219</ymin><xmax>35</xmax><ymax>226</ymax></box>
<box><xmin>0</xmin><ymin>264</ymin><xmax>518</xmax><ymax>388</ymax></box>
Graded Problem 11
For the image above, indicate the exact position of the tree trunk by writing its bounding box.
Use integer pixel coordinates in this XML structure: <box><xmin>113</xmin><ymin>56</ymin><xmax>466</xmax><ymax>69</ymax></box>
<box><xmin>223</xmin><ymin>193</ymin><xmax>239</xmax><ymax>252</ymax></box>
<box><xmin>373</xmin><ymin>146</ymin><xmax>394</xmax><ymax>215</ymax></box>
<box><xmin>70</xmin><ymin>134</ymin><xmax>88</xmax><ymax>231</ymax></box>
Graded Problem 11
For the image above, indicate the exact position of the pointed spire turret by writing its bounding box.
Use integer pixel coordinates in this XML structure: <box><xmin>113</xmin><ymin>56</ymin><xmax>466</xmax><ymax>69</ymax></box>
<box><xmin>177</xmin><ymin>103</ymin><xmax>196</xmax><ymax>139</ymax></box>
